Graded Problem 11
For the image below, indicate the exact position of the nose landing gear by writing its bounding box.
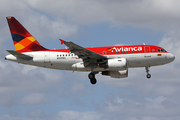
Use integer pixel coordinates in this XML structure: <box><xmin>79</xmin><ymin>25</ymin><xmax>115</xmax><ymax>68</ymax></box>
<box><xmin>88</xmin><ymin>72</ymin><xmax>98</xmax><ymax>84</ymax></box>
<box><xmin>145</xmin><ymin>67</ymin><xmax>151</xmax><ymax>79</ymax></box>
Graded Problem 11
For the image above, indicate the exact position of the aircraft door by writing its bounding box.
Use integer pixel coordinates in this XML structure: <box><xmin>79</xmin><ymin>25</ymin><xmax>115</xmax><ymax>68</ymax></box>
<box><xmin>144</xmin><ymin>46</ymin><xmax>151</xmax><ymax>57</ymax></box>
<box><xmin>44</xmin><ymin>52</ymin><xmax>50</xmax><ymax>63</ymax></box>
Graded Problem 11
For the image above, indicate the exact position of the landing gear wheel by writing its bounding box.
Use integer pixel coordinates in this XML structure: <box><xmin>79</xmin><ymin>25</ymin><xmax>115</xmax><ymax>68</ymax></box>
<box><xmin>88</xmin><ymin>72</ymin><xmax>98</xmax><ymax>85</ymax></box>
<box><xmin>88</xmin><ymin>73</ymin><xmax>95</xmax><ymax>79</ymax></box>
<box><xmin>146</xmin><ymin>74</ymin><xmax>151</xmax><ymax>79</ymax></box>
<box><xmin>90</xmin><ymin>78</ymin><xmax>97</xmax><ymax>84</ymax></box>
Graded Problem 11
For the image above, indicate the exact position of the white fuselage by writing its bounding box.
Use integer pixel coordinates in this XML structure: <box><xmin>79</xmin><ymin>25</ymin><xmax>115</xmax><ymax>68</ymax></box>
<box><xmin>5</xmin><ymin>51</ymin><xmax>175</xmax><ymax>72</ymax></box>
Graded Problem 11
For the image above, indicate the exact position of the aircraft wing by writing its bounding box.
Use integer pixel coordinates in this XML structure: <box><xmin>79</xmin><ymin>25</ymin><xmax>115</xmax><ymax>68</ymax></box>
<box><xmin>60</xmin><ymin>39</ymin><xmax>106</xmax><ymax>65</ymax></box>
<box><xmin>7</xmin><ymin>50</ymin><xmax>33</xmax><ymax>60</ymax></box>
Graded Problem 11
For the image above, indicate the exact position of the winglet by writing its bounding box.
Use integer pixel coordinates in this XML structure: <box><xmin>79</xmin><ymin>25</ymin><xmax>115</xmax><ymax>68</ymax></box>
<box><xmin>59</xmin><ymin>39</ymin><xmax>66</xmax><ymax>45</ymax></box>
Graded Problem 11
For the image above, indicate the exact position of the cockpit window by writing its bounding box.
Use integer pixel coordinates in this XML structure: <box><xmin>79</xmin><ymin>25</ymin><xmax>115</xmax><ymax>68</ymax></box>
<box><xmin>157</xmin><ymin>49</ymin><xmax>167</xmax><ymax>52</ymax></box>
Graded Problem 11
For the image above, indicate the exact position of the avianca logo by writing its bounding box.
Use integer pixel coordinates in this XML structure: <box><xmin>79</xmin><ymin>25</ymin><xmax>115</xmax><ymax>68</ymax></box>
<box><xmin>109</xmin><ymin>47</ymin><xmax>142</xmax><ymax>52</ymax></box>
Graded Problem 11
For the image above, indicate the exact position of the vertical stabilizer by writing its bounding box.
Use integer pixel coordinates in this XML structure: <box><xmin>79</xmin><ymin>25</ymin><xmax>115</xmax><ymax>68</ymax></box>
<box><xmin>7</xmin><ymin>17</ymin><xmax>47</xmax><ymax>52</ymax></box>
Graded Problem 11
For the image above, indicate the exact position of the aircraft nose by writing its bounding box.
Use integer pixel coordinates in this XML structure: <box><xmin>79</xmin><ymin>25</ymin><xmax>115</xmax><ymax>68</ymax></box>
<box><xmin>168</xmin><ymin>53</ymin><xmax>175</xmax><ymax>62</ymax></box>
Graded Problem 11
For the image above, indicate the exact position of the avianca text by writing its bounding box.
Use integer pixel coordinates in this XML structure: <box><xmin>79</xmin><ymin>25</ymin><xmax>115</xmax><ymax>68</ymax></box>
<box><xmin>111</xmin><ymin>47</ymin><xmax>142</xmax><ymax>52</ymax></box>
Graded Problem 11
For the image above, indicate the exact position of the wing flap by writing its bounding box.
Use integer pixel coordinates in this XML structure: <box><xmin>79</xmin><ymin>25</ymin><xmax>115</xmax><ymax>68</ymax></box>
<box><xmin>7</xmin><ymin>50</ymin><xmax>33</xmax><ymax>60</ymax></box>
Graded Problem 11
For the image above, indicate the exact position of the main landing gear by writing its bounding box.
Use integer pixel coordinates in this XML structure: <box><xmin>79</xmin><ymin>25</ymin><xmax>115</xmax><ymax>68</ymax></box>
<box><xmin>145</xmin><ymin>67</ymin><xmax>151</xmax><ymax>79</ymax></box>
<box><xmin>88</xmin><ymin>72</ymin><xmax>98</xmax><ymax>84</ymax></box>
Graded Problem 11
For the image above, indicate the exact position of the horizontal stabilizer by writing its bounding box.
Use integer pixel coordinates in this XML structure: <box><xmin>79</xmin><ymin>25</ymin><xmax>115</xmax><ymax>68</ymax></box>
<box><xmin>7</xmin><ymin>50</ymin><xmax>33</xmax><ymax>60</ymax></box>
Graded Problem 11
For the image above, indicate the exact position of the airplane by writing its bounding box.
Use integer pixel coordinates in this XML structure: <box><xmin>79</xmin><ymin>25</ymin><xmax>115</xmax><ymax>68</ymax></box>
<box><xmin>5</xmin><ymin>17</ymin><xmax>175</xmax><ymax>85</ymax></box>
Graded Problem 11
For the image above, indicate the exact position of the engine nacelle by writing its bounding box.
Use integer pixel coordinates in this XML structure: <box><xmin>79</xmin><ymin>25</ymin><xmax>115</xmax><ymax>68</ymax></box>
<box><xmin>72</xmin><ymin>62</ymin><xmax>90</xmax><ymax>71</ymax></box>
<box><xmin>102</xmin><ymin>69</ymin><xmax>128</xmax><ymax>78</ymax></box>
<box><xmin>100</xmin><ymin>58</ymin><xmax>127</xmax><ymax>70</ymax></box>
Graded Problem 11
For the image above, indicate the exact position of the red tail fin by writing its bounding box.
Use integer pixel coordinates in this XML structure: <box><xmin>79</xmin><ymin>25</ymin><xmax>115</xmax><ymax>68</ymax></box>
<box><xmin>6</xmin><ymin>17</ymin><xmax>48</xmax><ymax>52</ymax></box>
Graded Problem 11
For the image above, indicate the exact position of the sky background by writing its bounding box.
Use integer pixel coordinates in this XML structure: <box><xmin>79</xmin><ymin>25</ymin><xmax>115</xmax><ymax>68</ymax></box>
<box><xmin>0</xmin><ymin>0</ymin><xmax>180</xmax><ymax>120</ymax></box>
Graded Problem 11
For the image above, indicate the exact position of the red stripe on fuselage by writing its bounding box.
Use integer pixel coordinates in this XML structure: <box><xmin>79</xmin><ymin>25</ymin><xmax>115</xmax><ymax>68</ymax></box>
<box><xmin>21</xmin><ymin>45</ymin><xmax>168</xmax><ymax>55</ymax></box>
